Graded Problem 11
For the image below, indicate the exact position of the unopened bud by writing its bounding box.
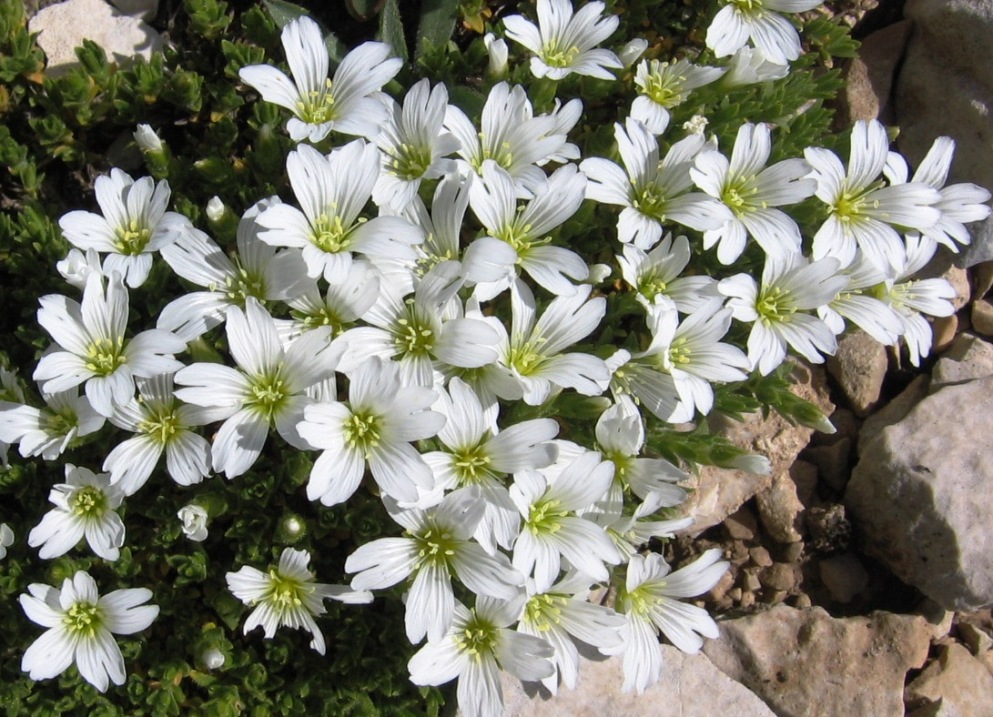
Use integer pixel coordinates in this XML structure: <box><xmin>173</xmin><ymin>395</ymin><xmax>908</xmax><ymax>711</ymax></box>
<box><xmin>484</xmin><ymin>34</ymin><xmax>508</xmax><ymax>79</ymax></box>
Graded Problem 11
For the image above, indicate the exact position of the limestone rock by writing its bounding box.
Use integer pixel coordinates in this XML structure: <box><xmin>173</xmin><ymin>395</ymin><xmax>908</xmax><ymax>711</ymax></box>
<box><xmin>847</xmin><ymin>376</ymin><xmax>993</xmax><ymax>610</ymax></box>
<box><xmin>703</xmin><ymin>605</ymin><xmax>931</xmax><ymax>717</ymax></box>
<box><xmin>818</xmin><ymin>552</ymin><xmax>869</xmax><ymax>604</ymax></box>
<box><xmin>827</xmin><ymin>330</ymin><xmax>888</xmax><ymax>416</ymax></box>
<box><xmin>29</xmin><ymin>0</ymin><xmax>162</xmax><ymax>75</ymax></box>
<box><xmin>858</xmin><ymin>374</ymin><xmax>929</xmax><ymax>455</ymax></box>
<box><xmin>840</xmin><ymin>19</ymin><xmax>912</xmax><ymax>123</ymax></box>
<box><xmin>497</xmin><ymin>650</ymin><xmax>775</xmax><ymax>717</ymax></box>
<box><xmin>905</xmin><ymin>642</ymin><xmax>993</xmax><ymax>717</ymax></box>
<box><xmin>754</xmin><ymin>470</ymin><xmax>805</xmax><ymax>543</ymax></box>
<box><xmin>679</xmin><ymin>363</ymin><xmax>833</xmax><ymax>534</ymax></box>
<box><xmin>931</xmin><ymin>333</ymin><xmax>993</xmax><ymax>390</ymax></box>
<box><xmin>931</xmin><ymin>314</ymin><xmax>959</xmax><ymax>355</ymax></box>
<box><xmin>972</xmin><ymin>299</ymin><xmax>993</xmax><ymax>336</ymax></box>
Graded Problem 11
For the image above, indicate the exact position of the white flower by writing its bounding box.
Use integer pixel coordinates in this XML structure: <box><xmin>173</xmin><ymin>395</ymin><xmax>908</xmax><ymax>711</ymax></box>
<box><xmin>28</xmin><ymin>464</ymin><xmax>125</xmax><ymax>561</ymax></box>
<box><xmin>279</xmin><ymin>259</ymin><xmax>381</xmax><ymax>341</ymax></box>
<box><xmin>346</xmin><ymin>488</ymin><xmax>523</xmax><ymax>643</ymax></box>
<box><xmin>884</xmin><ymin>136</ymin><xmax>993</xmax><ymax>252</ymax></box>
<box><xmin>706</xmin><ymin>0</ymin><xmax>824</xmax><ymax>66</ymax></box>
<box><xmin>20</xmin><ymin>571</ymin><xmax>159</xmax><ymax>692</ymax></box>
<box><xmin>336</xmin><ymin>261</ymin><xmax>500</xmax><ymax>387</ymax></box>
<box><xmin>178</xmin><ymin>504</ymin><xmax>208</xmax><ymax>541</ymax></box>
<box><xmin>0</xmin><ymin>387</ymin><xmax>105</xmax><ymax>461</ymax></box>
<box><xmin>503</xmin><ymin>0</ymin><xmax>622</xmax><ymax>81</ymax></box>
<box><xmin>691</xmin><ymin>122</ymin><xmax>815</xmax><ymax>263</ymax></box>
<box><xmin>817</xmin><ymin>251</ymin><xmax>903</xmax><ymax>345</ymax></box>
<box><xmin>617</xmin><ymin>234</ymin><xmax>721</xmax><ymax>313</ymax></box>
<box><xmin>298</xmin><ymin>357</ymin><xmax>444</xmax><ymax>506</ymax></box>
<box><xmin>721</xmin><ymin>46</ymin><xmax>789</xmax><ymax>86</ymax></box>
<box><xmin>133</xmin><ymin>124</ymin><xmax>163</xmax><ymax>153</ymax></box>
<box><xmin>104</xmin><ymin>373</ymin><xmax>218</xmax><ymax>494</ymax></box>
<box><xmin>581</xmin><ymin>119</ymin><xmax>732</xmax><ymax>249</ymax></box>
<box><xmin>500</xmin><ymin>281</ymin><xmax>610</xmax><ymax>406</ymax></box>
<box><xmin>239</xmin><ymin>16</ymin><xmax>401</xmax><ymax>143</ymax></box>
<box><xmin>517</xmin><ymin>572</ymin><xmax>624</xmax><ymax>693</ymax></box>
<box><xmin>483</xmin><ymin>33</ymin><xmax>508</xmax><ymax>79</ymax></box>
<box><xmin>805</xmin><ymin>120</ymin><xmax>941</xmax><ymax>276</ymax></box>
<box><xmin>720</xmin><ymin>253</ymin><xmax>848</xmax><ymax>375</ymax></box>
<box><xmin>34</xmin><ymin>272</ymin><xmax>186</xmax><ymax>418</ymax></box>
<box><xmin>634</xmin><ymin>298</ymin><xmax>751</xmax><ymax>421</ymax></box>
<box><xmin>158</xmin><ymin>199</ymin><xmax>310</xmax><ymax>341</ymax></box>
<box><xmin>0</xmin><ymin>523</ymin><xmax>13</xmax><ymax>559</ymax></box>
<box><xmin>57</xmin><ymin>248</ymin><xmax>104</xmax><ymax>290</ymax></box>
<box><xmin>175</xmin><ymin>298</ymin><xmax>343</xmax><ymax>479</ymax></box>
<box><xmin>255</xmin><ymin>141</ymin><xmax>423</xmax><ymax>284</ymax></box>
<box><xmin>408</xmin><ymin>596</ymin><xmax>554</xmax><ymax>717</ymax></box>
<box><xmin>604</xmin><ymin>348</ymin><xmax>679</xmax><ymax>423</ymax></box>
<box><xmin>510</xmin><ymin>450</ymin><xmax>621</xmax><ymax>591</ymax></box>
<box><xmin>373</xmin><ymin>79</ymin><xmax>460</xmax><ymax>212</ymax></box>
<box><xmin>618</xmin><ymin>38</ymin><xmax>648</xmax><ymax>67</ymax></box>
<box><xmin>606</xmin><ymin>550</ymin><xmax>728</xmax><ymax>693</ymax></box>
<box><xmin>631</xmin><ymin>59</ymin><xmax>725</xmax><ymax>135</ymax></box>
<box><xmin>445</xmin><ymin>83</ymin><xmax>571</xmax><ymax>196</ymax></box>
<box><xmin>467</xmin><ymin>161</ymin><xmax>590</xmax><ymax>298</ymax></box>
<box><xmin>423</xmin><ymin>378</ymin><xmax>558</xmax><ymax>552</ymax></box>
<box><xmin>226</xmin><ymin>548</ymin><xmax>371</xmax><ymax>655</ymax></box>
<box><xmin>58</xmin><ymin>169</ymin><xmax>187</xmax><ymax>288</ymax></box>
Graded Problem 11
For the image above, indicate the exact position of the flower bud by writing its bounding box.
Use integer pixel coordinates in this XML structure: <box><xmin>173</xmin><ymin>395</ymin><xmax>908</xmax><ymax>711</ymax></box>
<box><xmin>721</xmin><ymin>47</ymin><xmax>788</xmax><ymax>88</ymax></box>
<box><xmin>484</xmin><ymin>33</ymin><xmax>508</xmax><ymax>80</ymax></box>
<box><xmin>618</xmin><ymin>38</ymin><xmax>648</xmax><ymax>68</ymax></box>
<box><xmin>178</xmin><ymin>505</ymin><xmax>208</xmax><ymax>542</ymax></box>
<box><xmin>200</xmin><ymin>648</ymin><xmax>225</xmax><ymax>670</ymax></box>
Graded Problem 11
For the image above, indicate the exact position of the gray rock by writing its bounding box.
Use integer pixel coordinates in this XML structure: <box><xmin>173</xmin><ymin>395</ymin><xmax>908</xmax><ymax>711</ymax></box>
<box><xmin>971</xmin><ymin>299</ymin><xmax>993</xmax><ymax>336</ymax></box>
<box><xmin>905</xmin><ymin>642</ymin><xmax>993</xmax><ymax>717</ymax></box>
<box><xmin>827</xmin><ymin>330</ymin><xmax>889</xmax><ymax>416</ymax></box>
<box><xmin>931</xmin><ymin>333</ymin><xmax>993</xmax><ymax>390</ymax></box>
<box><xmin>679</xmin><ymin>363</ymin><xmax>833</xmax><ymax>535</ymax></box>
<box><xmin>804</xmin><ymin>437</ymin><xmax>852</xmax><ymax>491</ymax></box>
<box><xmin>895</xmin><ymin>0</ymin><xmax>993</xmax><ymax>268</ymax></box>
<box><xmin>958</xmin><ymin>622</ymin><xmax>993</xmax><ymax>656</ymax></box>
<box><xmin>932</xmin><ymin>314</ymin><xmax>959</xmax><ymax>354</ymax></box>
<box><xmin>818</xmin><ymin>552</ymin><xmax>869</xmax><ymax>604</ymax></box>
<box><xmin>858</xmin><ymin>374</ymin><xmax>929</xmax><ymax>455</ymax></box>
<box><xmin>754</xmin><ymin>470</ymin><xmax>805</xmax><ymax>543</ymax></box>
<box><xmin>840</xmin><ymin>20</ymin><xmax>912</xmax><ymax>123</ymax></box>
<box><xmin>846</xmin><ymin>376</ymin><xmax>993</xmax><ymax>610</ymax></box>
<box><xmin>28</xmin><ymin>0</ymin><xmax>162</xmax><ymax>76</ymax></box>
<box><xmin>703</xmin><ymin>605</ymin><xmax>931</xmax><ymax>717</ymax></box>
<box><xmin>497</xmin><ymin>650</ymin><xmax>775</xmax><ymax>717</ymax></box>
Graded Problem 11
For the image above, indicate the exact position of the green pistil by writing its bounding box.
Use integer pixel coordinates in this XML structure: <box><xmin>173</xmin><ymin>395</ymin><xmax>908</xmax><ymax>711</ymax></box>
<box><xmin>139</xmin><ymin>406</ymin><xmax>182</xmax><ymax>445</ymax></box>
<box><xmin>542</xmin><ymin>41</ymin><xmax>581</xmax><ymax>69</ymax></box>
<box><xmin>729</xmin><ymin>0</ymin><xmax>764</xmax><ymax>14</ymax></box>
<box><xmin>637</xmin><ymin>272</ymin><xmax>667</xmax><ymax>299</ymax></box>
<box><xmin>527</xmin><ymin>498</ymin><xmax>568</xmax><ymax>535</ymax></box>
<box><xmin>452</xmin><ymin>445</ymin><xmax>493</xmax><ymax>485</ymax></box>
<box><xmin>454</xmin><ymin>612</ymin><xmax>497</xmax><ymax>661</ymax></box>
<box><xmin>84</xmin><ymin>337</ymin><xmax>125</xmax><ymax>376</ymax></box>
<box><xmin>756</xmin><ymin>286</ymin><xmax>795</xmax><ymax>323</ymax></box>
<box><xmin>632</xmin><ymin>182</ymin><xmax>668</xmax><ymax>222</ymax></box>
<box><xmin>294</xmin><ymin>307</ymin><xmax>344</xmax><ymax>335</ymax></box>
<box><xmin>605</xmin><ymin>450</ymin><xmax>632</xmax><ymax>483</ymax></box>
<box><xmin>311</xmin><ymin>213</ymin><xmax>354</xmax><ymax>253</ymax></box>
<box><xmin>296</xmin><ymin>80</ymin><xmax>337</xmax><ymax>125</ymax></box>
<box><xmin>44</xmin><ymin>409</ymin><xmax>79</xmax><ymax>438</ymax></box>
<box><xmin>642</xmin><ymin>68</ymin><xmax>685</xmax><ymax>108</ymax></box>
<box><xmin>414</xmin><ymin>526</ymin><xmax>459</xmax><ymax>569</ymax></box>
<box><xmin>70</xmin><ymin>485</ymin><xmax>107</xmax><ymax>519</ymax></box>
<box><xmin>247</xmin><ymin>373</ymin><xmax>287</xmax><ymax>419</ymax></box>
<box><xmin>389</xmin><ymin>143</ymin><xmax>433</xmax><ymax>181</ymax></box>
<box><xmin>507</xmin><ymin>340</ymin><xmax>545</xmax><ymax>376</ymax></box>
<box><xmin>524</xmin><ymin>593</ymin><xmax>568</xmax><ymax>631</ymax></box>
<box><xmin>114</xmin><ymin>219</ymin><xmax>152</xmax><ymax>255</ymax></box>
<box><xmin>343</xmin><ymin>410</ymin><xmax>382</xmax><ymax>458</ymax></box>
<box><xmin>721</xmin><ymin>179</ymin><xmax>762</xmax><ymax>216</ymax></box>
<box><xmin>497</xmin><ymin>220</ymin><xmax>552</xmax><ymax>256</ymax></box>
<box><xmin>475</xmin><ymin>134</ymin><xmax>514</xmax><ymax>171</ymax></box>
<box><xmin>833</xmin><ymin>183</ymin><xmax>882</xmax><ymax>223</ymax></box>
<box><xmin>64</xmin><ymin>601</ymin><xmax>102</xmax><ymax>638</ymax></box>
<box><xmin>667</xmin><ymin>337</ymin><xmax>692</xmax><ymax>367</ymax></box>
<box><xmin>394</xmin><ymin>305</ymin><xmax>435</xmax><ymax>357</ymax></box>
<box><xmin>224</xmin><ymin>265</ymin><xmax>266</xmax><ymax>305</ymax></box>
<box><xmin>263</xmin><ymin>570</ymin><xmax>311</xmax><ymax>614</ymax></box>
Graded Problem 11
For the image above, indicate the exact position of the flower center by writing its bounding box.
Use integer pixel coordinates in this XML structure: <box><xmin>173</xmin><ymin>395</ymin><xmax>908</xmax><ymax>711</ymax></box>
<box><xmin>296</xmin><ymin>79</ymin><xmax>337</xmax><ymax>125</ymax></box>
<box><xmin>632</xmin><ymin>182</ymin><xmax>668</xmax><ymax>222</ymax></box>
<box><xmin>115</xmin><ymin>219</ymin><xmax>152</xmax><ymax>255</ymax></box>
<box><xmin>507</xmin><ymin>338</ymin><xmax>547</xmax><ymax>377</ymax></box>
<box><xmin>527</xmin><ymin>498</ymin><xmax>568</xmax><ymax>535</ymax></box>
<box><xmin>637</xmin><ymin>271</ymin><xmax>668</xmax><ymax>299</ymax></box>
<box><xmin>729</xmin><ymin>0</ymin><xmax>764</xmax><ymax>15</ymax></box>
<box><xmin>64</xmin><ymin>601</ymin><xmax>102</xmax><ymax>638</ymax></box>
<box><xmin>833</xmin><ymin>183</ymin><xmax>882</xmax><ymax>223</ymax></box>
<box><xmin>85</xmin><ymin>337</ymin><xmax>126</xmax><ymax>376</ymax></box>
<box><xmin>393</xmin><ymin>304</ymin><xmax>436</xmax><ymax>357</ymax></box>
<box><xmin>664</xmin><ymin>336</ymin><xmax>692</xmax><ymax>370</ymax></box>
<box><xmin>247</xmin><ymin>372</ymin><xmax>288</xmax><ymax>419</ymax></box>
<box><xmin>44</xmin><ymin>408</ymin><xmax>79</xmax><ymax>439</ymax></box>
<box><xmin>641</xmin><ymin>64</ymin><xmax>687</xmax><ymax>108</ymax></box>
<box><xmin>454</xmin><ymin>611</ymin><xmax>497</xmax><ymax>661</ymax></box>
<box><xmin>542</xmin><ymin>41</ymin><xmax>581</xmax><ymax>69</ymax></box>
<box><xmin>224</xmin><ymin>264</ymin><xmax>267</xmax><ymax>305</ymax></box>
<box><xmin>139</xmin><ymin>406</ymin><xmax>182</xmax><ymax>445</ymax></box>
<box><xmin>452</xmin><ymin>445</ymin><xmax>493</xmax><ymax>485</ymax></box>
<box><xmin>414</xmin><ymin>525</ymin><xmax>459</xmax><ymax>569</ymax></box>
<box><xmin>721</xmin><ymin>178</ymin><xmax>761</xmax><ymax>216</ymax></box>
<box><xmin>311</xmin><ymin>213</ymin><xmax>354</xmax><ymax>254</ymax></box>
<box><xmin>343</xmin><ymin>410</ymin><xmax>382</xmax><ymax>457</ymax></box>
<box><xmin>524</xmin><ymin>593</ymin><xmax>568</xmax><ymax>631</ymax></box>
<box><xmin>756</xmin><ymin>286</ymin><xmax>795</xmax><ymax>323</ymax></box>
<box><xmin>388</xmin><ymin>143</ymin><xmax>434</xmax><ymax>181</ymax></box>
<box><xmin>604</xmin><ymin>449</ymin><xmax>633</xmax><ymax>482</ymax></box>
<box><xmin>476</xmin><ymin>134</ymin><xmax>515</xmax><ymax>172</ymax></box>
<box><xmin>265</xmin><ymin>570</ymin><xmax>311</xmax><ymax>614</ymax></box>
<box><xmin>70</xmin><ymin>485</ymin><xmax>107</xmax><ymax>519</ymax></box>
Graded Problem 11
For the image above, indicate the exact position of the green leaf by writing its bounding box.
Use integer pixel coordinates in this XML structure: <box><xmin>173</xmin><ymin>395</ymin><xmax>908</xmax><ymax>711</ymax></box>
<box><xmin>378</xmin><ymin>0</ymin><xmax>408</xmax><ymax>62</ymax></box>
<box><xmin>346</xmin><ymin>0</ymin><xmax>386</xmax><ymax>21</ymax></box>
<box><xmin>262</xmin><ymin>0</ymin><xmax>310</xmax><ymax>28</ymax></box>
<box><xmin>415</xmin><ymin>0</ymin><xmax>458</xmax><ymax>62</ymax></box>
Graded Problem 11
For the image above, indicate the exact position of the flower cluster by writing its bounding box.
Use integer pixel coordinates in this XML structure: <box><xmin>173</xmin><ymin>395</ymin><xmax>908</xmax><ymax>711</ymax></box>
<box><xmin>3</xmin><ymin>2</ymin><xmax>989</xmax><ymax>713</ymax></box>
